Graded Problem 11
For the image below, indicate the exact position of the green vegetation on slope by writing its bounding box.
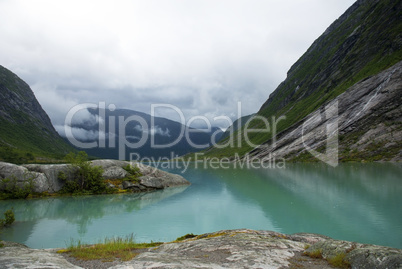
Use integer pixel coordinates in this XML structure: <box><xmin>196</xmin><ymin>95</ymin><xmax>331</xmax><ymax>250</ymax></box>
<box><xmin>0</xmin><ymin>65</ymin><xmax>75</xmax><ymax>163</ymax></box>
<box><xmin>204</xmin><ymin>0</ymin><xmax>402</xmax><ymax>159</ymax></box>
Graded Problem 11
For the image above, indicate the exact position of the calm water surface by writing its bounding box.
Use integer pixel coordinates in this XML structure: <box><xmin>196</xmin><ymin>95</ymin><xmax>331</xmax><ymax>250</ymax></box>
<box><xmin>0</xmin><ymin>163</ymin><xmax>401</xmax><ymax>249</ymax></box>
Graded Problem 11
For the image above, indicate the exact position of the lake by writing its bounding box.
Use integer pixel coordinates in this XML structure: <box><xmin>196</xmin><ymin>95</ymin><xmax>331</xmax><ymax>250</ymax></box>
<box><xmin>0</xmin><ymin>163</ymin><xmax>401</xmax><ymax>249</ymax></box>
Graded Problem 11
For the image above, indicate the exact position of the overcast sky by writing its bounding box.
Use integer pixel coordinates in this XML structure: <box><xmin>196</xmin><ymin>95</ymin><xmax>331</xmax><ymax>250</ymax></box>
<box><xmin>0</xmin><ymin>0</ymin><xmax>355</xmax><ymax>130</ymax></box>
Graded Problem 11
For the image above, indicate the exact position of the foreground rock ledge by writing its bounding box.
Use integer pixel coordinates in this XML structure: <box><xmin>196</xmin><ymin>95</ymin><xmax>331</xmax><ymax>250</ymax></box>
<box><xmin>0</xmin><ymin>159</ymin><xmax>190</xmax><ymax>194</ymax></box>
<box><xmin>1</xmin><ymin>229</ymin><xmax>401</xmax><ymax>269</ymax></box>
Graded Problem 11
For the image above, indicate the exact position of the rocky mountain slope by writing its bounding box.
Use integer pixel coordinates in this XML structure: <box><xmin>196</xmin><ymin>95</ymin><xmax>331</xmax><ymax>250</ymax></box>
<box><xmin>0</xmin><ymin>65</ymin><xmax>74</xmax><ymax>162</ymax></box>
<box><xmin>249</xmin><ymin>61</ymin><xmax>402</xmax><ymax>163</ymax></box>
<box><xmin>205</xmin><ymin>0</ymin><xmax>402</xmax><ymax>161</ymax></box>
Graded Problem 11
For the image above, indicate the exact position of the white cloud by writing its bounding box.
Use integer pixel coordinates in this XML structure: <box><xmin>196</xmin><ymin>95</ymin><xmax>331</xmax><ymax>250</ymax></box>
<box><xmin>135</xmin><ymin>124</ymin><xmax>171</xmax><ymax>137</ymax></box>
<box><xmin>0</xmin><ymin>0</ymin><xmax>355</xmax><ymax>129</ymax></box>
<box><xmin>55</xmin><ymin>125</ymin><xmax>100</xmax><ymax>141</ymax></box>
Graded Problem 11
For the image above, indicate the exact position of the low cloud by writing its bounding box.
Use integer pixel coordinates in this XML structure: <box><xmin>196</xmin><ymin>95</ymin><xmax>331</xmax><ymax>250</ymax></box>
<box><xmin>0</xmin><ymin>0</ymin><xmax>355</xmax><ymax>129</ymax></box>
<box><xmin>55</xmin><ymin>125</ymin><xmax>101</xmax><ymax>142</ymax></box>
<box><xmin>135</xmin><ymin>124</ymin><xmax>171</xmax><ymax>137</ymax></box>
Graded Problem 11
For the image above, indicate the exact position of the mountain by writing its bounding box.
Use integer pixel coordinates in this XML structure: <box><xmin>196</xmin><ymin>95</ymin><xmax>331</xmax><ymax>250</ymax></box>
<box><xmin>204</xmin><ymin>0</ymin><xmax>402</xmax><ymax>161</ymax></box>
<box><xmin>219</xmin><ymin>114</ymin><xmax>255</xmax><ymax>141</ymax></box>
<box><xmin>0</xmin><ymin>65</ymin><xmax>74</xmax><ymax>163</ymax></box>
<box><xmin>65</xmin><ymin>108</ymin><xmax>223</xmax><ymax>160</ymax></box>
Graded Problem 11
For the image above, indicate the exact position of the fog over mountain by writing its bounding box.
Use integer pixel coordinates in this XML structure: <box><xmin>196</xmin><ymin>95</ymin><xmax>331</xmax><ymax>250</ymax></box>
<box><xmin>0</xmin><ymin>0</ymin><xmax>354</xmax><ymax>131</ymax></box>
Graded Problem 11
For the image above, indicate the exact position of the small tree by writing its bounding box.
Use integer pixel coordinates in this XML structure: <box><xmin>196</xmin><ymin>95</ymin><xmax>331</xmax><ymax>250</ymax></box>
<box><xmin>0</xmin><ymin>173</ymin><xmax>34</xmax><ymax>199</ymax></box>
<box><xmin>0</xmin><ymin>209</ymin><xmax>15</xmax><ymax>228</ymax></box>
<box><xmin>63</xmin><ymin>152</ymin><xmax>106</xmax><ymax>194</ymax></box>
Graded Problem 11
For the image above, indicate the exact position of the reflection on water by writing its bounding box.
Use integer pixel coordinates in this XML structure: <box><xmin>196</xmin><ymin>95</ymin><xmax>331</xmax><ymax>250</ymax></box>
<box><xmin>0</xmin><ymin>163</ymin><xmax>401</xmax><ymax>249</ymax></box>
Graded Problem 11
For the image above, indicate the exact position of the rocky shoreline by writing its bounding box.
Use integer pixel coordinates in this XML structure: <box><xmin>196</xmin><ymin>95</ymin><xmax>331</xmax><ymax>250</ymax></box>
<box><xmin>1</xmin><ymin>229</ymin><xmax>401</xmax><ymax>269</ymax></box>
<box><xmin>0</xmin><ymin>159</ymin><xmax>190</xmax><ymax>194</ymax></box>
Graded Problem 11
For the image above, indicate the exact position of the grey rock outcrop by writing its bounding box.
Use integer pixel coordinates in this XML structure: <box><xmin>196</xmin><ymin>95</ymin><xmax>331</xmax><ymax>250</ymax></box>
<box><xmin>0</xmin><ymin>162</ymin><xmax>53</xmax><ymax>193</ymax></box>
<box><xmin>0</xmin><ymin>159</ymin><xmax>189</xmax><ymax>194</ymax></box>
<box><xmin>91</xmin><ymin>159</ymin><xmax>190</xmax><ymax>191</ymax></box>
<box><xmin>110</xmin><ymin>229</ymin><xmax>402</xmax><ymax>269</ymax></box>
<box><xmin>248</xmin><ymin>61</ymin><xmax>402</xmax><ymax>163</ymax></box>
<box><xmin>22</xmin><ymin>164</ymin><xmax>76</xmax><ymax>193</ymax></box>
<box><xmin>0</xmin><ymin>241</ymin><xmax>80</xmax><ymax>269</ymax></box>
<box><xmin>2</xmin><ymin>229</ymin><xmax>400</xmax><ymax>269</ymax></box>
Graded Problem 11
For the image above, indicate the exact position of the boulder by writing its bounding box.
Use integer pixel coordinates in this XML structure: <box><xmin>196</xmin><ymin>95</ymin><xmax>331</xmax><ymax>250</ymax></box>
<box><xmin>102</xmin><ymin>166</ymin><xmax>128</xmax><ymax>180</ymax></box>
<box><xmin>139</xmin><ymin>176</ymin><xmax>164</xmax><ymax>189</ymax></box>
<box><xmin>122</xmin><ymin>180</ymin><xmax>137</xmax><ymax>189</ymax></box>
<box><xmin>90</xmin><ymin>159</ymin><xmax>129</xmax><ymax>169</ymax></box>
<box><xmin>137</xmin><ymin>163</ymin><xmax>190</xmax><ymax>188</ymax></box>
<box><xmin>23</xmin><ymin>164</ymin><xmax>76</xmax><ymax>193</ymax></box>
<box><xmin>0</xmin><ymin>162</ymin><xmax>49</xmax><ymax>193</ymax></box>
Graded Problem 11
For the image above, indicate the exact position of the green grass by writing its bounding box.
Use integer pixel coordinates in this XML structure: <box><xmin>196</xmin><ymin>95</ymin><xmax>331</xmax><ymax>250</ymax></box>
<box><xmin>61</xmin><ymin>235</ymin><xmax>163</xmax><ymax>262</ymax></box>
<box><xmin>303</xmin><ymin>248</ymin><xmax>351</xmax><ymax>268</ymax></box>
<box><xmin>303</xmin><ymin>248</ymin><xmax>323</xmax><ymax>259</ymax></box>
<box><xmin>328</xmin><ymin>252</ymin><xmax>351</xmax><ymax>269</ymax></box>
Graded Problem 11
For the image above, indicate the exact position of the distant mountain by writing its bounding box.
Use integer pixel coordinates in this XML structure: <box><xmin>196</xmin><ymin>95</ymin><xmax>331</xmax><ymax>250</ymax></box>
<box><xmin>205</xmin><ymin>0</ymin><xmax>402</xmax><ymax>161</ymax></box>
<box><xmin>0</xmin><ymin>65</ymin><xmax>74</xmax><ymax>163</ymax></box>
<box><xmin>219</xmin><ymin>114</ymin><xmax>255</xmax><ymax>141</ymax></box>
<box><xmin>65</xmin><ymin>108</ymin><xmax>223</xmax><ymax>160</ymax></box>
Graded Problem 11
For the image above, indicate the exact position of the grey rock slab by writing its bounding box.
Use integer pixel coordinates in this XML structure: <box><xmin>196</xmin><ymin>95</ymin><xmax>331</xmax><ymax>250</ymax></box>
<box><xmin>306</xmin><ymin>239</ymin><xmax>402</xmax><ymax>269</ymax></box>
<box><xmin>0</xmin><ymin>160</ymin><xmax>190</xmax><ymax>194</ymax></box>
<box><xmin>139</xmin><ymin>176</ymin><xmax>164</xmax><ymax>189</ymax></box>
<box><xmin>0</xmin><ymin>242</ymin><xmax>82</xmax><ymax>269</ymax></box>
<box><xmin>0</xmin><ymin>162</ymin><xmax>47</xmax><ymax>193</ymax></box>
<box><xmin>137</xmin><ymin>164</ymin><xmax>190</xmax><ymax>188</ymax></box>
<box><xmin>102</xmin><ymin>166</ymin><xmax>128</xmax><ymax>180</ymax></box>
<box><xmin>23</xmin><ymin>164</ymin><xmax>76</xmax><ymax>193</ymax></box>
<box><xmin>90</xmin><ymin>159</ymin><xmax>129</xmax><ymax>169</ymax></box>
<box><xmin>122</xmin><ymin>180</ymin><xmax>137</xmax><ymax>189</ymax></box>
<box><xmin>248</xmin><ymin>61</ymin><xmax>402</xmax><ymax>163</ymax></box>
<box><xmin>110</xmin><ymin>229</ymin><xmax>306</xmax><ymax>269</ymax></box>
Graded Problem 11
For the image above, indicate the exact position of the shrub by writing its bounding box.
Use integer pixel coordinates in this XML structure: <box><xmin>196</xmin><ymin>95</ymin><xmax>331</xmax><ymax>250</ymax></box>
<box><xmin>175</xmin><ymin>233</ymin><xmax>197</xmax><ymax>242</ymax></box>
<box><xmin>328</xmin><ymin>252</ymin><xmax>351</xmax><ymax>268</ymax></box>
<box><xmin>60</xmin><ymin>151</ymin><xmax>107</xmax><ymax>194</ymax></box>
<box><xmin>0</xmin><ymin>174</ymin><xmax>34</xmax><ymax>199</ymax></box>
<box><xmin>0</xmin><ymin>209</ymin><xmax>15</xmax><ymax>228</ymax></box>
<box><xmin>303</xmin><ymin>248</ymin><xmax>323</xmax><ymax>259</ymax></box>
<box><xmin>122</xmin><ymin>164</ymin><xmax>142</xmax><ymax>183</ymax></box>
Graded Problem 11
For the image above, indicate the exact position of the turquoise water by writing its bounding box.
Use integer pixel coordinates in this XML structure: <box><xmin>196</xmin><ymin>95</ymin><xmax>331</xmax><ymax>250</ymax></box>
<box><xmin>0</xmin><ymin>163</ymin><xmax>401</xmax><ymax>249</ymax></box>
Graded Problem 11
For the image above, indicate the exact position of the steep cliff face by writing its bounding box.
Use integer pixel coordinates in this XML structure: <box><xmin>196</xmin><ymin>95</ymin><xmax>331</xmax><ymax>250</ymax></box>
<box><xmin>0</xmin><ymin>65</ymin><xmax>74</xmax><ymax>162</ymax></box>
<box><xmin>260</xmin><ymin>0</ymin><xmax>401</xmax><ymax>115</ymax></box>
<box><xmin>205</xmin><ymin>0</ymin><xmax>402</xmax><ymax>161</ymax></box>
<box><xmin>249</xmin><ymin>61</ymin><xmax>402</xmax><ymax>163</ymax></box>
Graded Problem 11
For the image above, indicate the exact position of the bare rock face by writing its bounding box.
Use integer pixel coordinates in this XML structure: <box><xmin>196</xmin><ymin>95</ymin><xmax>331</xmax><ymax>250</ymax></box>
<box><xmin>248</xmin><ymin>61</ymin><xmax>402</xmax><ymax>163</ymax></box>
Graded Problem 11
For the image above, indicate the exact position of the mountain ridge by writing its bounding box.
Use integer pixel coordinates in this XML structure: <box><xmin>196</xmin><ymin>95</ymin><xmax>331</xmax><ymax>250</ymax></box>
<box><xmin>0</xmin><ymin>65</ymin><xmax>74</xmax><ymax>163</ymax></box>
<box><xmin>65</xmin><ymin>107</ymin><xmax>223</xmax><ymax>160</ymax></box>
<box><xmin>203</xmin><ymin>0</ymin><xmax>402</xmax><ymax>160</ymax></box>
